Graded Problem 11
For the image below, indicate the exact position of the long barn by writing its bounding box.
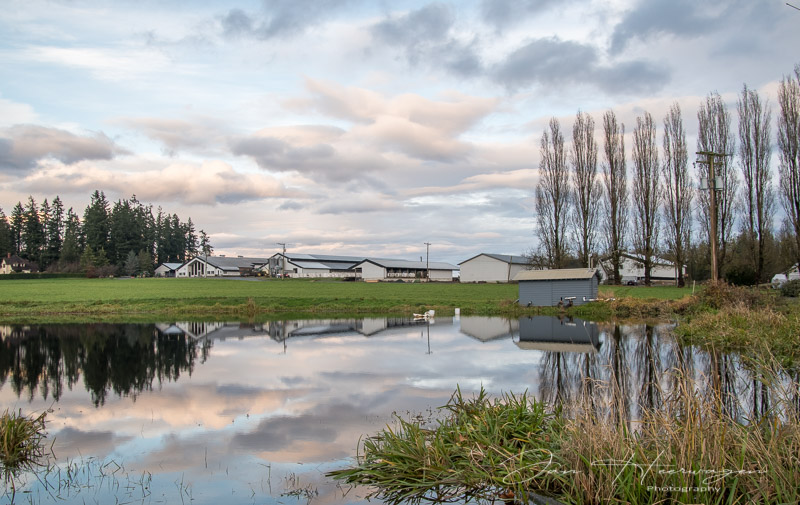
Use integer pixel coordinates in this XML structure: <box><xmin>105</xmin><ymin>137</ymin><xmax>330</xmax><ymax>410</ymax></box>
<box><xmin>514</xmin><ymin>269</ymin><xmax>600</xmax><ymax>307</ymax></box>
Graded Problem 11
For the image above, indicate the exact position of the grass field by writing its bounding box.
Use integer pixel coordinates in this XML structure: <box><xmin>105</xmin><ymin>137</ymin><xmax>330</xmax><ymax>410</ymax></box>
<box><xmin>0</xmin><ymin>277</ymin><xmax>697</xmax><ymax>321</ymax></box>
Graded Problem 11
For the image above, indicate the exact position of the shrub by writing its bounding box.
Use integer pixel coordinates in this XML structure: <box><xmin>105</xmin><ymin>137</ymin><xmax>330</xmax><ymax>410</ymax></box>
<box><xmin>780</xmin><ymin>279</ymin><xmax>800</xmax><ymax>297</ymax></box>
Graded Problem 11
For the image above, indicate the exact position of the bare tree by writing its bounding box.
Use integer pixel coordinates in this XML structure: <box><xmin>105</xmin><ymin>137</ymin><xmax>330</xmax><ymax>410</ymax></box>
<box><xmin>697</xmin><ymin>91</ymin><xmax>738</xmax><ymax>279</ymax></box>
<box><xmin>738</xmin><ymin>84</ymin><xmax>774</xmax><ymax>283</ymax></box>
<box><xmin>778</xmin><ymin>64</ymin><xmax>800</xmax><ymax>270</ymax></box>
<box><xmin>632</xmin><ymin>111</ymin><xmax>660</xmax><ymax>286</ymax></box>
<box><xmin>535</xmin><ymin>117</ymin><xmax>570</xmax><ymax>268</ymax></box>
<box><xmin>601</xmin><ymin>110</ymin><xmax>628</xmax><ymax>284</ymax></box>
<box><xmin>662</xmin><ymin>103</ymin><xmax>691</xmax><ymax>287</ymax></box>
<box><xmin>571</xmin><ymin>110</ymin><xmax>601</xmax><ymax>268</ymax></box>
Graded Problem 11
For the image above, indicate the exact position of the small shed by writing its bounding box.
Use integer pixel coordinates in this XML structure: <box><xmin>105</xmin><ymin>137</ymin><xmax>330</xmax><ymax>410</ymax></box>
<box><xmin>514</xmin><ymin>268</ymin><xmax>600</xmax><ymax>307</ymax></box>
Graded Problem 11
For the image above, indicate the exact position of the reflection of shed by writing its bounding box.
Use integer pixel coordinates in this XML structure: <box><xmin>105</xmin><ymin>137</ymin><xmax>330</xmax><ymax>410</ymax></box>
<box><xmin>515</xmin><ymin>316</ymin><xmax>600</xmax><ymax>353</ymax></box>
<box><xmin>514</xmin><ymin>269</ymin><xmax>599</xmax><ymax>306</ymax></box>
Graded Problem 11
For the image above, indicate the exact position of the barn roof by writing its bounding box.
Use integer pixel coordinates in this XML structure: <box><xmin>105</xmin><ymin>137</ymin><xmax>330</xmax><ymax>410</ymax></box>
<box><xmin>355</xmin><ymin>258</ymin><xmax>459</xmax><ymax>270</ymax></box>
<box><xmin>513</xmin><ymin>268</ymin><xmax>598</xmax><ymax>281</ymax></box>
<box><xmin>459</xmin><ymin>253</ymin><xmax>529</xmax><ymax>265</ymax></box>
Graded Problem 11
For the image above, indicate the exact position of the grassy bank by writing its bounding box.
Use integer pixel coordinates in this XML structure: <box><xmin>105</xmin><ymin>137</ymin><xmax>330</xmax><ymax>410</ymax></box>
<box><xmin>0</xmin><ymin>277</ymin><xmax>695</xmax><ymax>322</ymax></box>
<box><xmin>330</xmin><ymin>364</ymin><xmax>800</xmax><ymax>505</ymax></box>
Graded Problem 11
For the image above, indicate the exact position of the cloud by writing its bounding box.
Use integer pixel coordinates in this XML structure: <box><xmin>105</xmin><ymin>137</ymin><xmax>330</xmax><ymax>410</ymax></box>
<box><xmin>370</xmin><ymin>3</ymin><xmax>482</xmax><ymax>77</ymax></box>
<box><xmin>480</xmin><ymin>0</ymin><xmax>561</xmax><ymax>30</ymax></box>
<box><xmin>53</xmin><ymin>427</ymin><xmax>133</xmax><ymax>460</ymax></box>
<box><xmin>317</xmin><ymin>194</ymin><xmax>402</xmax><ymax>214</ymax></box>
<box><xmin>115</xmin><ymin>117</ymin><xmax>229</xmax><ymax>156</ymax></box>
<box><xmin>610</xmin><ymin>0</ymin><xmax>728</xmax><ymax>54</ymax></box>
<box><xmin>0</xmin><ymin>125</ymin><xmax>124</xmax><ymax>171</ymax></box>
<box><xmin>289</xmin><ymin>80</ymin><xmax>498</xmax><ymax>163</ymax></box>
<box><xmin>493</xmin><ymin>37</ymin><xmax>669</xmax><ymax>94</ymax></box>
<box><xmin>24</xmin><ymin>159</ymin><xmax>295</xmax><ymax>205</ymax></box>
<box><xmin>22</xmin><ymin>46</ymin><xmax>173</xmax><ymax>81</ymax></box>
<box><xmin>219</xmin><ymin>0</ymin><xmax>350</xmax><ymax>40</ymax></box>
<box><xmin>0</xmin><ymin>97</ymin><xmax>38</xmax><ymax>127</ymax></box>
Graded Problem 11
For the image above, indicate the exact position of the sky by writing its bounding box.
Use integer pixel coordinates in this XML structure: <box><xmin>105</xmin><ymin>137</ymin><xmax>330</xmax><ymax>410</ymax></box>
<box><xmin>1</xmin><ymin>0</ymin><xmax>799</xmax><ymax>265</ymax></box>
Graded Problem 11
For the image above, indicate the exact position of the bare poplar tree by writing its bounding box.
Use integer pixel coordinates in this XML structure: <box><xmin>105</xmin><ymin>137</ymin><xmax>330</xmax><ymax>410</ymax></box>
<box><xmin>697</xmin><ymin>92</ymin><xmax>738</xmax><ymax>279</ymax></box>
<box><xmin>535</xmin><ymin>117</ymin><xmax>570</xmax><ymax>268</ymax></box>
<box><xmin>738</xmin><ymin>84</ymin><xmax>773</xmax><ymax>282</ymax></box>
<box><xmin>601</xmin><ymin>110</ymin><xmax>628</xmax><ymax>284</ymax></box>
<box><xmin>662</xmin><ymin>103</ymin><xmax>691</xmax><ymax>287</ymax></box>
<box><xmin>778</xmin><ymin>64</ymin><xmax>800</xmax><ymax>269</ymax></box>
<box><xmin>571</xmin><ymin>110</ymin><xmax>601</xmax><ymax>268</ymax></box>
<box><xmin>632</xmin><ymin>111</ymin><xmax>660</xmax><ymax>286</ymax></box>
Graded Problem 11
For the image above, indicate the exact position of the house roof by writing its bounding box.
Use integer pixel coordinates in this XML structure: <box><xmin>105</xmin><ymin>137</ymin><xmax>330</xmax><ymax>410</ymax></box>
<box><xmin>514</xmin><ymin>268</ymin><xmax>598</xmax><ymax>281</ymax></box>
<box><xmin>198</xmin><ymin>256</ymin><xmax>269</xmax><ymax>270</ymax></box>
<box><xmin>287</xmin><ymin>259</ymin><xmax>357</xmax><ymax>270</ymax></box>
<box><xmin>459</xmin><ymin>253</ymin><xmax>529</xmax><ymax>265</ymax></box>
<box><xmin>158</xmin><ymin>262</ymin><xmax>183</xmax><ymax>270</ymax></box>
<box><xmin>355</xmin><ymin>258</ymin><xmax>459</xmax><ymax>270</ymax></box>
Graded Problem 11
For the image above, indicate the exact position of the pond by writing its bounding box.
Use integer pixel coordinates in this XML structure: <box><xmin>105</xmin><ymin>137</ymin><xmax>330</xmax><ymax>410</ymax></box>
<box><xmin>0</xmin><ymin>316</ymin><xmax>786</xmax><ymax>504</ymax></box>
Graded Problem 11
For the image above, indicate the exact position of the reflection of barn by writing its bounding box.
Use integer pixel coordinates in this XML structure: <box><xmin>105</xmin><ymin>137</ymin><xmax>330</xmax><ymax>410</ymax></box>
<box><xmin>515</xmin><ymin>316</ymin><xmax>600</xmax><ymax>353</ymax></box>
<box><xmin>155</xmin><ymin>318</ymin><xmax>431</xmax><ymax>344</ymax></box>
<box><xmin>458</xmin><ymin>317</ymin><xmax>519</xmax><ymax>342</ymax></box>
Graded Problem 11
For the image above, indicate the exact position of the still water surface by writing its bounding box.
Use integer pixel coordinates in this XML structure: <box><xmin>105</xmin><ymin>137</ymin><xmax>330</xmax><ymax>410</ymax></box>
<box><xmin>0</xmin><ymin>316</ymin><xmax>770</xmax><ymax>504</ymax></box>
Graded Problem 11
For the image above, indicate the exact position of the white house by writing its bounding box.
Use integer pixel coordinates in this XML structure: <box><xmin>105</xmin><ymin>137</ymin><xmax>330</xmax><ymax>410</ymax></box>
<box><xmin>177</xmin><ymin>256</ymin><xmax>269</xmax><ymax>277</ymax></box>
<box><xmin>154</xmin><ymin>262</ymin><xmax>183</xmax><ymax>278</ymax></box>
<box><xmin>598</xmin><ymin>253</ymin><xmax>685</xmax><ymax>285</ymax></box>
<box><xmin>352</xmin><ymin>258</ymin><xmax>459</xmax><ymax>281</ymax></box>
<box><xmin>458</xmin><ymin>253</ymin><xmax>529</xmax><ymax>283</ymax></box>
<box><xmin>771</xmin><ymin>264</ymin><xmax>800</xmax><ymax>287</ymax></box>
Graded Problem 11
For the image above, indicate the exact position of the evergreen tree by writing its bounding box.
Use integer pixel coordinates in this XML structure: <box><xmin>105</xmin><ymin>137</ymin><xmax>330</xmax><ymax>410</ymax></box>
<box><xmin>60</xmin><ymin>208</ymin><xmax>82</xmax><ymax>266</ymax></box>
<box><xmin>10</xmin><ymin>202</ymin><xmax>24</xmax><ymax>254</ymax></box>
<box><xmin>123</xmin><ymin>250</ymin><xmax>139</xmax><ymax>276</ymax></box>
<box><xmin>83</xmin><ymin>190</ymin><xmax>110</xmax><ymax>254</ymax></box>
<box><xmin>45</xmin><ymin>196</ymin><xmax>65</xmax><ymax>270</ymax></box>
<box><xmin>138</xmin><ymin>249</ymin><xmax>154</xmax><ymax>277</ymax></box>
<box><xmin>0</xmin><ymin>207</ymin><xmax>12</xmax><ymax>257</ymax></box>
<box><xmin>23</xmin><ymin>196</ymin><xmax>44</xmax><ymax>266</ymax></box>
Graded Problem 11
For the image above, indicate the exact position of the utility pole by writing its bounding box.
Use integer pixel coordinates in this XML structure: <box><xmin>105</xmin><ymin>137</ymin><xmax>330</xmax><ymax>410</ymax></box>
<box><xmin>424</xmin><ymin>242</ymin><xmax>431</xmax><ymax>282</ymax></box>
<box><xmin>696</xmin><ymin>151</ymin><xmax>727</xmax><ymax>282</ymax></box>
<box><xmin>276</xmin><ymin>242</ymin><xmax>286</xmax><ymax>279</ymax></box>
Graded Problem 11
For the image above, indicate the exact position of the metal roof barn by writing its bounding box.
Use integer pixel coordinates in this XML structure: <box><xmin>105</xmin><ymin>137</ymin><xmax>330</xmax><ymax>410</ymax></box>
<box><xmin>513</xmin><ymin>268</ymin><xmax>600</xmax><ymax>307</ymax></box>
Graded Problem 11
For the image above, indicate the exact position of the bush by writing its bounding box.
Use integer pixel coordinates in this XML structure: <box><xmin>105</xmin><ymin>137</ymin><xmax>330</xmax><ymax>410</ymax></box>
<box><xmin>694</xmin><ymin>281</ymin><xmax>768</xmax><ymax>310</ymax></box>
<box><xmin>780</xmin><ymin>279</ymin><xmax>800</xmax><ymax>297</ymax></box>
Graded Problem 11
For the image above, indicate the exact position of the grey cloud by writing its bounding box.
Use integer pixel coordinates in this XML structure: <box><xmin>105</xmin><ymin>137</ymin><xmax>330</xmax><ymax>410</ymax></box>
<box><xmin>317</xmin><ymin>197</ymin><xmax>401</xmax><ymax>215</ymax></box>
<box><xmin>493</xmin><ymin>37</ymin><xmax>669</xmax><ymax>93</ymax></box>
<box><xmin>371</xmin><ymin>3</ymin><xmax>483</xmax><ymax>77</ymax></box>
<box><xmin>610</xmin><ymin>0</ymin><xmax>727</xmax><ymax>54</ymax></box>
<box><xmin>0</xmin><ymin>124</ymin><xmax>124</xmax><ymax>171</ymax></box>
<box><xmin>232</xmin><ymin>404</ymin><xmax>363</xmax><ymax>453</ymax></box>
<box><xmin>480</xmin><ymin>0</ymin><xmax>561</xmax><ymax>30</ymax></box>
<box><xmin>220</xmin><ymin>0</ymin><xmax>350</xmax><ymax>40</ymax></box>
<box><xmin>230</xmin><ymin>136</ymin><xmax>335</xmax><ymax>170</ymax></box>
<box><xmin>53</xmin><ymin>427</ymin><xmax>132</xmax><ymax>459</ymax></box>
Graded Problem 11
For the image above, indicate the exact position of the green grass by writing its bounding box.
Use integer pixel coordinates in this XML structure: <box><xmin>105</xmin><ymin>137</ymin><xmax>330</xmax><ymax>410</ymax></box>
<box><xmin>0</xmin><ymin>277</ymin><xmax>699</xmax><ymax>323</ymax></box>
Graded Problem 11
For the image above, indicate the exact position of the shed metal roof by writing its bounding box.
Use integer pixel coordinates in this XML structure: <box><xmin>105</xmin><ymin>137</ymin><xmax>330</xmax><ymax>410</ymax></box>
<box><xmin>513</xmin><ymin>268</ymin><xmax>598</xmax><ymax>281</ymax></box>
<box><xmin>202</xmin><ymin>256</ymin><xmax>269</xmax><ymax>270</ymax></box>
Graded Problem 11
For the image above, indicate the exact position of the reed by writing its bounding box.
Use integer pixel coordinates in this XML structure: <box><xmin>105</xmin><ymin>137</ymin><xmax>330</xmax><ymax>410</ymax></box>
<box><xmin>329</xmin><ymin>359</ymin><xmax>800</xmax><ymax>505</ymax></box>
<box><xmin>1</xmin><ymin>409</ymin><xmax>50</xmax><ymax>501</ymax></box>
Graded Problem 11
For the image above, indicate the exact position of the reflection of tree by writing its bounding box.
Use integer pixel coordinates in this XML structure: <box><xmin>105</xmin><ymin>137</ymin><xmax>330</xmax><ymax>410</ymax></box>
<box><xmin>0</xmin><ymin>324</ymin><xmax>201</xmax><ymax>406</ymax></box>
<box><xmin>605</xmin><ymin>324</ymin><xmax>631</xmax><ymax>426</ymax></box>
<box><xmin>540</xmin><ymin>352</ymin><xmax>570</xmax><ymax>407</ymax></box>
<box><xmin>634</xmin><ymin>324</ymin><xmax>662</xmax><ymax>414</ymax></box>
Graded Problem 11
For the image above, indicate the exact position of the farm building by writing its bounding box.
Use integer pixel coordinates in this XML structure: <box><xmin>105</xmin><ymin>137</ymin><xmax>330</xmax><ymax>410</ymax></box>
<box><xmin>263</xmin><ymin>253</ymin><xmax>367</xmax><ymax>278</ymax></box>
<box><xmin>154</xmin><ymin>262</ymin><xmax>183</xmax><ymax>277</ymax></box>
<box><xmin>352</xmin><ymin>258</ymin><xmax>459</xmax><ymax>282</ymax></box>
<box><xmin>598</xmin><ymin>253</ymin><xmax>685</xmax><ymax>285</ymax></box>
<box><xmin>771</xmin><ymin>264</ymin><xmax>800</xmax><ymax>287</ymax></box>
<box><xmin>458</xmin><ymin>253</ymin><xmax>530</xmax><ymax>283</ymax></box>
<box><xmin>176</xmin><ymin>255</ymin><xmax>268</xmax><ymax>277</ymax></box>
<box><xmin>514</xmin><ymin>268</ymin><xmax>600</xmax><ymax>307</ymax></box>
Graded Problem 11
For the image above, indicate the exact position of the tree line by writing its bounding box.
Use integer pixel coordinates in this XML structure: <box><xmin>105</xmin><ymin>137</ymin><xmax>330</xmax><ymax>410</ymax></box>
<box><xmin>533</xmin><ymin>63</ymin><xmax>800</xmax><ymax>286</ymax></box>
<box><xmin>0</xmin><ymin>190</ymin><xmax>211</xmax><ymax>277</ymax></box>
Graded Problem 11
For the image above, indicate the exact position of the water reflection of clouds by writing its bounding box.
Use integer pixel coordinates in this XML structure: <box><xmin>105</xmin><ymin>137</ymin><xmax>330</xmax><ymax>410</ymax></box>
<box><xmin>7</xmin><ymin>316</ymin><xmax>772</xmax><ymax>505</ymax></box>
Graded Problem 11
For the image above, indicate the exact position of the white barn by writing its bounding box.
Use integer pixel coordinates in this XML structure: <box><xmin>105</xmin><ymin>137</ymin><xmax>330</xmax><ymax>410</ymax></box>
<box><xmin>459</xmin><ymin>253</ymin><xmax>530</xmax><ymax>283</ymax></box>
<box><xmin>262</xmin><ymin>253</ymin><xmax>368</xmax><ymax>278</ymax></box>
<box><xmin>177</xmin><ymin>256</ymin><xmax>268</xmax><ymax>277</ymax></box>
<box><xmin>352</xmin><ymin>258</ymin><xmax>459</xmax><ymax>281</ymax></box>
<box><xmin>598</xmin><ymin>253</ymin><xmax>685</xmax><ymax>285</ymax></box>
